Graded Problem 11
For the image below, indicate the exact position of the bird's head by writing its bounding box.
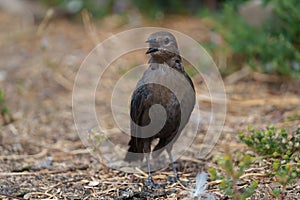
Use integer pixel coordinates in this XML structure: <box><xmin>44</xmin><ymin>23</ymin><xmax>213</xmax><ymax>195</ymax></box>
<box><xmin>146</xmin><ymin>31</ymin><xmax>179</xmax><ymax>60</ymax></box>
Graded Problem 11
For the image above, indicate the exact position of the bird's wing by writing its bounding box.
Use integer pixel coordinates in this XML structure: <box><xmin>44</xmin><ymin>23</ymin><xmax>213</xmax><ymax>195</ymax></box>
<box><xmin>125</xmin><ymin>84</ymin><xmax>153</xmax><ymax>162</ymax></box>
<box><xmin>130</xmin><ymin>84</ymin><xmax>151</xmax><ymax>127</ymax></box>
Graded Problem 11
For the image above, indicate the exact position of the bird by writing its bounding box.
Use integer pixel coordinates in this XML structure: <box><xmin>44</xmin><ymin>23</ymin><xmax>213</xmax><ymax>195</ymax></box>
<box><xmin>124</xmin><ymin>31</ymin><xmax>196</xmax><ymax>188</ymax></box>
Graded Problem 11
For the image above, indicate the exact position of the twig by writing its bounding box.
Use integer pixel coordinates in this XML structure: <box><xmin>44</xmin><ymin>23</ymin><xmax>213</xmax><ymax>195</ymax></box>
<box><xmin>240</xmin><ymin>173</ymin><xmax>268</xmax><ymax>179</ymax></box>
<box><xmin>37</xmin><ymin>8</ymin><xmax>54</xmax><ymax>36</ymax></box>
<box><xmin>0</xmin><ymin>149</ymin><xmax>48</xmax><ymax>160</ymax></box>
<box><xmin>53</xmin><ymin>72</ymin><xmax>74</xmax><ymax>91</ymax></box>
<box><xmin>81</xmin><ymin>9</ymin><xmax>100</xmax><ymax>47</ymax></box>
<box><xmin>207</xmin><ymin>180</ymin><xmax>223</xmax><ymax>186</ymax></box>
<box><xmin>0</xmin><ymin>166</ymin><xmax>84</xmax><ymax>177</ymax></box>
<box><xmin>0</xmin><ymin>193</ymin><xmax>24</xmax><ymax>200</ymax></box>
<box><xmin>101</xmin><ymin>181</ymin><xmax>142</xmax><ymax>185</ymax></box>
<box><xmin>62</xmin><ymin>148</ymin><xmax>90</xmax><ymax>155</ymax></box>
<box><xmin>180</xmin><ymin>156</ymin><xmax>203</xmax><ymax>163</ymax></box>
<box><xmin>244</xmin><ymin>167</ymin><xmax>267</xmax><ymax>173</ymax></box>
<box><xmin>225</xmin><ymin>66</ymin><xmax>252</xmax><ymax>84</ymax></box>
<box><xmin>229</xmin><ymin>96</ymin><xmax>300</xmax><ymax>106</ymax></box>
<box><xmin>24</xmin><ymin>191</ymin><xmax>58</xmax><ymax>199</ymax></box>
<box><xmin>135</xmin><ymin>167</ymin><xmax>148</xmax><ymax>178</ymax></box>
<box><xmin>93</xmin><ymin>188</ymin><xmax>116</xmax><ymax>195</ymax></box>
<box><xmin>177</xmin><ymin>181</ymin><xmax>189</xmax><ymax>190</ymax></box>
<box><xmin>252</xmin><ymin>72</ymin><xmax>288</xmax><ymax>83</ymax></box>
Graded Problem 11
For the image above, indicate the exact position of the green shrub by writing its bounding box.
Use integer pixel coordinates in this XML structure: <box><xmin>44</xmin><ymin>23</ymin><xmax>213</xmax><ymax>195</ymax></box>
<box><xmin>239</xmin><ymin>125</ymin><xmax>300</xmax><ymax>158</ymax></box>
<box><xmin>41</xmin><ymin>0</ymin><xmax>188</xmax><ymax>19</ymax></box>
<box><xmin>213</xmin><ymin>125</ymin><xmax>299</xmax><ymax>199</ymax></box>
<box><xmin>205</xmin><ymin>0</ymin><xmax>300</xmax><ymax>78</ymax></box>
<box><xmin>209</xmin><ymin>152</ymin><xmax>258</xmax><ymax>200</ymax></box>
<box><xmin>41</xmin><ymin>0</ymin><xmax>114</xmax><ymax>18</ymax></box>
<box><xmin>0</xmin><ymin>89</ymin><xmax>13</xmax><ymax>125</ymax></box>
<box><xmin>130</xmin><ymin>0</ymin><xmax>186</xmax><ymax>19</ymax></box>
<box><xmin>239</xmin><ymin>125</ymin><xmax>300</xmax><ymax>199</ymax></box>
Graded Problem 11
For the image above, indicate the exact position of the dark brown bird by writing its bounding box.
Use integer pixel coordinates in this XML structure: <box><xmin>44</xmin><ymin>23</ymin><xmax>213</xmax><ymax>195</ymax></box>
<box><xmin>124</xmin><ymin>31</ymin><xmax>195</xmax><ymax>187</ymax></box>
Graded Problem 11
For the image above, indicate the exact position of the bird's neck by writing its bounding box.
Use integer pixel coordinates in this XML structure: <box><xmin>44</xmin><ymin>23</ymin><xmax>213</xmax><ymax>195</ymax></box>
<box><xmin>148</xmin><ymin>56</ymin><xmax>165</xmax><ymax>64</ymax></box>
<box><xmin>149</xmin><ymin>55</ymin><xmax>184</xmax><ymax>72</ymax></box>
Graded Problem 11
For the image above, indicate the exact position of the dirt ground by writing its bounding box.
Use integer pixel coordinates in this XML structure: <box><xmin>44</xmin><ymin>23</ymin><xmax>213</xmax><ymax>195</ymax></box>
<box><xmin>0</xmin><ymin>11</ymin><xmax>300</xmax><ymax>199</ymax></box>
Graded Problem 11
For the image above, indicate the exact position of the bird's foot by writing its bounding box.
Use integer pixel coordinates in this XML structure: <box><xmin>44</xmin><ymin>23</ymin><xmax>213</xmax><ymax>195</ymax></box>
<box><xmin>144</xmin><ymin>177</ymin><xmax>166</xmax><ymax>189</ymax></box>
<box><xmin>167</xmin><ymin>175</ymin><xmax>189</xmax><ymax>187</ymax></box>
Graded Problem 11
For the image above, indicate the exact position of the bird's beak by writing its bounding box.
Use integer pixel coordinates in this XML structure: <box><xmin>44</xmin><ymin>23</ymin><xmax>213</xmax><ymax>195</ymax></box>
<box><xmin>145</xmin><ymin>38</ymin><xmax>159</xmax><ymax>54</ymax></box>
<box><xmin>146</xmin><ymin>47</ymin><xmax>159</xmax><ymax>54</ymax></box>
<box><xmin>145</xmin><ymin>38</ymin><xmax>156</xmax><ymax>43</ymax></box>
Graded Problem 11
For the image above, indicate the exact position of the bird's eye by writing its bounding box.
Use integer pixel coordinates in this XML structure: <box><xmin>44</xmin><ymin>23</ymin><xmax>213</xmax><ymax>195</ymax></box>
<box><xmin>164</xmin><ymin>37</ymin><xmax>170</xmax><ymax>45</ymax></box>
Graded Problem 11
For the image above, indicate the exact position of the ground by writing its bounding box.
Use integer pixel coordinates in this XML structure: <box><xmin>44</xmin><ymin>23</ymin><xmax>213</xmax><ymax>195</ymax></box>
<box><xmin>0</xmin><ymin>11</ymin><xmax>300</xmax><ymax>199</ymax></box>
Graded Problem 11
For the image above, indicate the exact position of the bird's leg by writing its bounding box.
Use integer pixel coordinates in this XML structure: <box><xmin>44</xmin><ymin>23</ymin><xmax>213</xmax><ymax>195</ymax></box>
<box><xmin>146</xmin><ymin>153</ymin><xmax>154</xmax><ymax>184</ymax></box>
<box><xmin>167</xmin><ymin>150</ymin><xmax>189</xmax><ymax>186</ymax></box>
<box><xmin>144</xmin><ymin>153</ymin><xmax>165</xmax><ymax>189</ymax></box>
<box><xmin>167</xmin><ymin>150</ymin><xmax>179</xmax><ymax>181</ymax></box>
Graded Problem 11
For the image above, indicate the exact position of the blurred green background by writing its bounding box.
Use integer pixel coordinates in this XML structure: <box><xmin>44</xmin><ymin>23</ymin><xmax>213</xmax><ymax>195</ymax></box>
<box><xmin>40</xmin><ymin>0</ymin><xmax>300</xmax><ymax>78</ymax></box>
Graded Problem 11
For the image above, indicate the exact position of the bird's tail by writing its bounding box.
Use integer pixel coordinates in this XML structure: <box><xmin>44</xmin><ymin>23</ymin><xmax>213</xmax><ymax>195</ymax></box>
<box><xmin>124</xmin><ymin>137</ymin><xmax>144</xmax><ymax>162</ymax></box>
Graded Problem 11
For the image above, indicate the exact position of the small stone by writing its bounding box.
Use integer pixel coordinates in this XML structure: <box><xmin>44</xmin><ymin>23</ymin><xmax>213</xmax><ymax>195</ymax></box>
<box><xmin>33</xmin><ymin>156</ymin><xmax>53</xmax><ymax>170</ymax></box>
<box><xmin>88</xmin><ymin>181</ymin><xmax>100</xmax><ymax>187</ymax></box>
